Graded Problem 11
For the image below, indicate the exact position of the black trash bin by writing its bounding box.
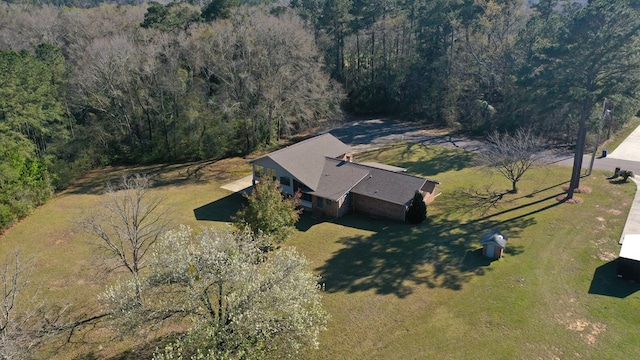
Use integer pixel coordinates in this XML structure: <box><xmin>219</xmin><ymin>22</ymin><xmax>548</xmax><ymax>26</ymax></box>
<box><xmin>602</xmin><ymin>149</ymin><xmax>608</xmax><ymax>158</ymax></box>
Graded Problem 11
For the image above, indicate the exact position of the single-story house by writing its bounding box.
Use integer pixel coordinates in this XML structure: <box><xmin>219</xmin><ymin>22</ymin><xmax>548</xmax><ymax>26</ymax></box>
<box><xmin>480</xmin><ymin>231</ymin><xmax>508</xmax><ymax>259</ymax></box>
<box><xmin>249</xmin><ymin>133</ymin><xmax>440</xmax><ymax>222</ymax></box>
<box><xmin>617</xmin><ymin>234</ymin><xmax>640</xmax><ymax>281</ymax></box>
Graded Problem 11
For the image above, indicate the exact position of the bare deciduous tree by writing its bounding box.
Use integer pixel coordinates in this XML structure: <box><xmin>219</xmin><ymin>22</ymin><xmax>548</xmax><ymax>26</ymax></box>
<box><xmin>196</xmin><ymin>7</ymin><xmax>344</xmax><ymax>151</ymax></box>
<box><xmin>81</xmin><ymin>174</ymin><xmax>169</xmax><ymax>304</ymax></box>
<box><xmin>0</xmin><ymin>251</ymin><xmax>68</xmax><ymax>360</ymax></box>
<box><xmin>478</xmin><ymin>129</ymin><xmax>546</xmax><ymax>193</ymax></box>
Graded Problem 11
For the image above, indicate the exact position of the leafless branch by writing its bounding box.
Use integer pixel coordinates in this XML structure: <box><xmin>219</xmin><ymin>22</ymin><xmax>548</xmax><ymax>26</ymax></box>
<box><xmin>477</xmin><ymin>129</ymin><xmax>547</xmax><ymax>193</ymax></box>
<box><xmin>0</xmin><ymin>251</ymin><xmax>70</xmax><ymax>359</ymax></box>
<box><xmin>80</xmin><ymin>174</ymin><xmax>169</xmax><ymax>303</ymax></box>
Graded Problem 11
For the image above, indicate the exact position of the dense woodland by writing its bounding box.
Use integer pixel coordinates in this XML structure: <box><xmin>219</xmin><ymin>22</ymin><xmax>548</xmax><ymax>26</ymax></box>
<box><xmin>1</xmin><ymin>0</ymin><xmax>640</xmax><ymax>231</ymax></box>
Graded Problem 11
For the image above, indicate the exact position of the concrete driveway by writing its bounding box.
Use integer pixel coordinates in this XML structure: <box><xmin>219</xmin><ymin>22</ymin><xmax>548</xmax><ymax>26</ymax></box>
<box><xmin>609</xmin><ymin>124</ymin><xmax>640</xmax><ymax>162</ymax></box>
<box><xmin>602</xmin><ymin>124</ymin><xmax>640</xmax><ymax>244</ymax></box>
<box><xmin>221</xmin><ymin>175</ymin><xmax>252</xmax><ymax>193</ymax></box>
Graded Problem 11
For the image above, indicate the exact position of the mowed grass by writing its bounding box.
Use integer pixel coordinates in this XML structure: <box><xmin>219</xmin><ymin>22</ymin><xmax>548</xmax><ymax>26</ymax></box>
<box><xmin>291</xmin><ymin>144</ymin><xmax>640</xmax><ymax>360</ymax></box>
<box><xmin>0</xmin><ymin>157</ymin><xmax>254</xmax><ymax>358</ymax></box>
<box><xmin>1</xmin><ymin>144</ymin><xmax>639</xmax><ymax>359</ymax></box>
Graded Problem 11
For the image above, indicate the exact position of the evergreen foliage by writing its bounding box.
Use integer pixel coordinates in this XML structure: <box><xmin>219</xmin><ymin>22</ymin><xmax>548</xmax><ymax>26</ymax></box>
<box><xmin>141</xmin><ymin>2</ymin><xmax>201</xmax><ymax>31</ymax></box>
<box><xmin>0</xmin><ymin>49</ymin><xmax>61</xmax><ymax>230</ymax></box>
<box><xmin>233</xmin><ymin>176</ymin><xmax>300</xmax><ymax>247</ymax></box>
<box><xmin>406</xmin><ymin>191</ymin><xmax>427</xmax><ymax>224</ymax></box>
<box><xmin>201</xmin><ymin>0</ymin><xmax>240</xmax><ymax>20</ymax></box>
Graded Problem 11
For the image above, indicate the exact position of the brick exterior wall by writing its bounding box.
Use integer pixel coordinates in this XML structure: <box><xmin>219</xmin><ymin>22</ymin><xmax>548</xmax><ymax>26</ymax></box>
<box><xmin>310</xmin><ymin>194</ymin><xmax>350</xmax><ymax>218</ymax></box>
<box><xmin>351</xmin><ymin>193</ymin><xmax>406</xmax><ymax>222</ymax></box>
<box><xmin>337</xmin><ymin>195</ymin><xmax>350</xmax><ymax>217</ymax></box>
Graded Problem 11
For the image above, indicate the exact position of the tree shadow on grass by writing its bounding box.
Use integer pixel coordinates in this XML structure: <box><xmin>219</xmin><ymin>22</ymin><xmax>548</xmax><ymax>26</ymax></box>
<box><xmin>444</xmin><ymin>189</ymin><xmax>566</xmax><ymax>222</ymax></box>
<box><xmin>63</xmin><ymin>162</ymin><xmax>214</xmax><ymax>195</ymax></box>
<box><xmin>317</xmin><ymin>211</ymin><xmax>536</xmax><ymax>298</ymax></box>
<box><xmin>394</xmin><ymin>144</ymin><xmax>477</xmax><ymax>177</ymax></box>
<box><xmin>63</xmin><ymin>159</ymin><xmax>250</xmax><ymax>195</ymax></box>
<box><xmin>100</xmin><ymin>332</ymin><xmax>183</xmax><ymax>360</ymax></box>
<box><xmin>193</xmin><ymin>192</ymin><xmax>246</xmax><ymax>222</ymax></box>
<box><xmin>445</xmin><ymin>184</ymin><xmax>507</xmax><ymax>216</ymax></box>
<box><xmin>295</xmin><ymin>211</ymin><xmax>325</xmax><ymax>232</ymax></box>
<box><xmin>316</xmin><ymin>181</ymin><xmax>567</xmax><ymax>297</ymax></box>
<box><xmin>588</xmin><ymin>259</ymin><xmax>640</xmax><ymax>298</ymax></box>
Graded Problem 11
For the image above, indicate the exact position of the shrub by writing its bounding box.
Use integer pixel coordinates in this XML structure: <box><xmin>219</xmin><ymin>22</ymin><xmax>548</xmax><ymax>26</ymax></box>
<box><xmin>621</xmin><ymin>170</ymin><xmax>634</xmax><ymax>181</ymax></box>
<box><xmin>406</xmin><ymin>191</ymin><xmax>427</xmax><ymax>224</ymax></box>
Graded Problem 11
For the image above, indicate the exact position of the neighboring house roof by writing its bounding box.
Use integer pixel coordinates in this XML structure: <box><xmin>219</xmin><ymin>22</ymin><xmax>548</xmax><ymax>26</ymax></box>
<box><xmin>480</xmin><ymin>231</ymin><xmax>508</xmax><ymax>248</ymax></box>
<box><xmin>249</xmin><ymin>133</ymin><xmax>351</xmax><ymax>191</ymax></box>
<box><xmin>350</xmin><ymin>164</ymin><xmax>437</xmax><ymax>205</ymax></box>
<box><xmin>619</xmin><ymin>234</ymin><xmax>640</xmax><ymax>261</ymax></box>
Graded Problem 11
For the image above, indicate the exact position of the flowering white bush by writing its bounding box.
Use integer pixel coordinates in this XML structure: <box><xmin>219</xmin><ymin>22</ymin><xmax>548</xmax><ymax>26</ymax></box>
<box><xmin>101</xmin><ymin>225</ymin><xmax>327</xmax><ymax>359</ymax></box>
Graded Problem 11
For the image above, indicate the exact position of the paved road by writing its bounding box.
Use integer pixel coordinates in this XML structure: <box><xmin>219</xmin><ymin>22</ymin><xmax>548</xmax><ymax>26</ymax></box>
<box><xmin>552</xmin><ymin>152</ymin><xmax>640</xmax><ymax>176</ymax></box>
<box><xmin>552</xmin><ymin>121</ymin><xmax>640</xmax><ymax>175</ymax></box>
<box><xmin>325</xmin><ymin>118</ymin><xmax>486</xmax><ymax>153</ymax></box>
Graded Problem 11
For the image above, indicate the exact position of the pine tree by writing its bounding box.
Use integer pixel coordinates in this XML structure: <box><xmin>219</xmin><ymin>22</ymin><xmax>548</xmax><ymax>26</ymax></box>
<box><xmin>406</xmin><ymin>190</ymin><xmax>427</xmax><ymax>224</ymax></box>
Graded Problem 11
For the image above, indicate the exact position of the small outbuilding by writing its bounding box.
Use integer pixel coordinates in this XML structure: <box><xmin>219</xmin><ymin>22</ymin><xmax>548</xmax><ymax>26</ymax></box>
<box><xmin>617</xmin><ymin>234</ymin><xmax>640</xmax><ymax>281</ymax></box>
<box><xmin>480</xmin><ymin>231</ymin><xmax>508</xmax><ymax>259</ymax></box>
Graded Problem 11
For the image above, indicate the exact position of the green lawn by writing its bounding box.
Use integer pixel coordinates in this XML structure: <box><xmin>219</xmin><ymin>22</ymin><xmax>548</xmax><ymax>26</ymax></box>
<box><xmin>0</xmin><ymin>145</ymin><xmax>638</xmax><ymax>359</ymax></box>
<box><xmin>291</xmin><ymin>144</ymin><xmax>640</xmax><ymax>360</ymax></box>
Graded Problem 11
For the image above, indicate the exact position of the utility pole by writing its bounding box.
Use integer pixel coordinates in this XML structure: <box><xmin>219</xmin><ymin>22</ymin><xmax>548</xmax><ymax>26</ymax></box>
<box><xmin>587</xmin><ymin>99</ymin><xmax>608</xmax><ymax>176</ymax></box>
<box><xmin>567</xmin><ymin>102</ymin><xmax>590</xmax><ymax>200</ymax></box>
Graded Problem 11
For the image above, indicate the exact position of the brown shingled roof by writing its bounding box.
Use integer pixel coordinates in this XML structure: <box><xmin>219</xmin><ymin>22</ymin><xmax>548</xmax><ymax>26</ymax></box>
<box><xmin>249</xmin><ymin>133</ymin><xmax>351</xmax><ymax>191</ymax></box>
<box><xmin>250</xmin><ymin>133</ymin><xmax>440</xmax><ymax>206</ymax></box>
<box><xmin>350</xmin><ymin>164</ymin><xmax>437</xmax><ymax>205</ymax></box>
<box><xmin>311</xmin><ymin>158</ymin><xmax>440</xmax><ymax>205</ymax></box>
<box><xmin>309</xmin><ymin>158</ymin><xmax>371</xmax><ymax>201</ymax></box>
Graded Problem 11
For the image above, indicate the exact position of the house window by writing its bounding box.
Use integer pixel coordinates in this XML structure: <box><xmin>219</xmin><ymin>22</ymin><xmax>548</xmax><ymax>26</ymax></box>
<box><xmin>280</xmin><ymin>176</ymin><xmax>291</xmax><ymax>187</ymax></box>
<box><xmin>317</xmin><ymin>197</ymin><xmax>323</xmax><ymax>208</ymax></box>
<box><xmin>300</xmin><ymin>192</ymin><xmax>312</xmax><ymax>202</ymax></box>
<box><xmin>266</xmin><ymin>168</ymin><xmax>276</xmax><ymax>181</ymax></box>
<box><xmin>326</xmin><ymin>199</ymin><xmax>332</xmax><ymax>205</ymax></box>
<box><xmin>253</xmin><ymin>165</ymin><xmax>263</xmax><ymax>178</ymax></box>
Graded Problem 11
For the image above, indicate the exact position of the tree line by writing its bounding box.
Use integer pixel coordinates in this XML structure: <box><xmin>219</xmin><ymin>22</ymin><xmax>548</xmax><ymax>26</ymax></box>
<box><xmin>1</xmin><ymin>0</ymin><xmax>640</xmax><ymax>231</ymax></box>
<box><xmin>0</xmin><ymin>2</ymin><xmax>343</xmax><ymax>230</ymax></box>
<box><xmin>297</xmin><ymin>0</ymin><xmax>640</xmax><ymax>134</ymax></box>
